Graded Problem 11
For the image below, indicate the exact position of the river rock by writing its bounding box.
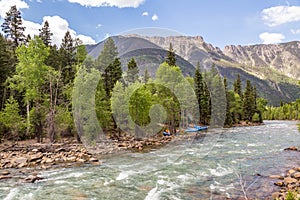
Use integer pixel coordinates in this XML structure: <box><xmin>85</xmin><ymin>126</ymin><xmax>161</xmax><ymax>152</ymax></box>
<box><xmin>272</xmin><ymin>192</ymin><xmax>282</xmax><ymax>199</ymax></box>
<box><xmin>284</xmin><ymin>146</ymin><xmax>298</xmax><ymax>151</ymax></box>
<box><xmin>15</xmin><ymin>157</ymin><xmax>28</xmax><ymax>164</ymax></box>
<box><xmin>1</xmin><ymin>170</ymin><xmax>10</xmax><ymax>175</ymax></box>
<box><xmin>274</xmin><ymin>181</ymin><xmax>284</xmax><ymax>187</ymax></box>
<box><xmin>294</xmin><ymin>172</ymin><xmax>300</xmax><ymax>179</ymax></box>
<box><xmin>24</xmin><ymin>175</ymin><xmax>44</xmax><ymax>183</ymax></box>
<box><xmin>270</xmin><ymin>175</ymin><xmax>284</xmax><ymax>179</ymax></box>
<box><xmin>284</xmin><ymin>177</ymin><xmax>298</xmax><ymax>185</ymax></box>
<box><xmin>0</xmin><ymin>175</ymin><xmax>12</xmax><ymax>180</ymax></box>
<box><xmin>29</xmin><ymin>153</ymin><xmax>43</xmax><ymax>162</ymax></box>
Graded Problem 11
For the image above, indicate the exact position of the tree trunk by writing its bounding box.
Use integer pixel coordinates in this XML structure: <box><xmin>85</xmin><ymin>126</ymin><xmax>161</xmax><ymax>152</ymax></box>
<box><xmin>26</xmin><ymin>100</ymin><xmax>30</xmax><ymax>136</ymax></box>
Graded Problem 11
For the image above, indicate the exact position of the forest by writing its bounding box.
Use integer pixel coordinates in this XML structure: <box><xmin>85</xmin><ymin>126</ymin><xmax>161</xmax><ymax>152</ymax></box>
<box><xmin>0</xmin><ymin>5</ymin><xmax>291</xmax><ymax>144</ymax></box>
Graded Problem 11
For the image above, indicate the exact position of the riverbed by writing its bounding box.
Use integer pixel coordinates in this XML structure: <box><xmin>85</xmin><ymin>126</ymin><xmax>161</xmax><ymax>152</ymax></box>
<box><xmin>1</xmin><ymin>121</ymin><xmax>300</xmax><ymax>199</ymax></box>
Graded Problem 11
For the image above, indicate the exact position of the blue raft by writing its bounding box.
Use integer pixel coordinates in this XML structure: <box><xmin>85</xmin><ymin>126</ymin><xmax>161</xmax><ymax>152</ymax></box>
<box><xmin>185</xmin><ymin>125</ymin><xmax>208</xmax><ymax>132</ymax></box>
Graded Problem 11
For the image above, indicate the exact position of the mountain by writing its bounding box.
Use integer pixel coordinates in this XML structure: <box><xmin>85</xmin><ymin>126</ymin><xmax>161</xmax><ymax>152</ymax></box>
<box><xmin>85</xmin><ymin>35</ymin><xmax>300</xmax><ymax>106</ymax></box>
<box><xmin>86</xmin><ymin>35</ymin><xmax>195</xmax><ymax>77</ymax></box>
<box><xmin>223</xmin><ymin>42</ymin><xmax>300</xmax><ymax>81</ymax></box>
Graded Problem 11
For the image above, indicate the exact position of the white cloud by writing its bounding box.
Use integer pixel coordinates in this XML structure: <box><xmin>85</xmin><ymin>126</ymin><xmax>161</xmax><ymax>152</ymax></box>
<box><xmin>104</xmin><ymin>33</ymin><xmax>110</xmax><ymax>39</ymax></box>
<box><xmin>259</xmin><ymin>32</ymin><xmax>285</xmax><ymax>44</ymax></box>
<box><xmin>0</xmin><ymin>0</ymin><xmax>29</xmax><ymax>18</ymax></box>
<box><xmin>23</xmin><ymin>20</ymin><xmax>41</xmax><ymax>37</ymax></box>
<box><xmin>77</xmin><ymin>34</ymin><xmax>96</xmax><ymax>44</ymax></box>
<box><xmin>96</xmin><ymin>24</ymin><xmax>102</xmax><ymax>29</ymax></box>
<box><xmin>68</xmin><ymin>0</ymin><xmax>145</xmax><ymax>8</ymax></box>
<box><xmin>291</xmin><ymin>29</ymin><xmax>300</xmax><ymax>34</ymax></box>
<box><xmin>22</xmin><ymin>15</ymin><xmax>95</xmax><ymax>46</ymax></box>
<box><xmin>152</xmin><ymin>14</ymin><xmax>158</xmax><ymax>21</ymax></box>
<box><xmin>261</xmin><ymin>6</ymin><xmax>300</xmax><ymax>27</ymax></box>
<box><xmin>142</xmin><ymin>11</ymin><xmax>148</xmax><ymax>16</ymax></box>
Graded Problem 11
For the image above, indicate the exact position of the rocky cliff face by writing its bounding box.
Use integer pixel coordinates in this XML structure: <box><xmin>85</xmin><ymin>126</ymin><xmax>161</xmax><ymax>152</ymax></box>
<box><xmin>223</xmin><ymin>42</ymin><xmax>300</xmax><ymax>80</ymax></box>
<box><xmin>132</xmin><ymin>35</ymin><xmax>230</xmax><ymax>68</ymax></box>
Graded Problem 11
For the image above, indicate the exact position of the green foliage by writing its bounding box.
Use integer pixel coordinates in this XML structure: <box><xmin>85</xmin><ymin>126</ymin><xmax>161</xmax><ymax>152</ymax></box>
<box><xmin>73</xmin><ymin>66</ymin><xmax>101</xmax><ymax>144</ymax></box>
<box><xmin>286</xmin><ymin>191</ymin><xmax>296</xmax><ymax>200</ymax></box>
<box><xmin>96</xmin><ymin>37</ymin><xmax>118</xmax><ymax>71</ymax></box>
<box><xmin>0</xmin><ymin>96</ymin><xmax>25</xmax><ymax>139</ymax></box>
<box><xmin>252</xmin><ymin>113</ymin><xmax>260</xmax><ymax>122</ymax></box>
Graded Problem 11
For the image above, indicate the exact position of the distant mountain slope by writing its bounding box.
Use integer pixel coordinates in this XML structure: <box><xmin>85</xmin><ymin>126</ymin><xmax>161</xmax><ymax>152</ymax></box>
<box><xmin>86</xmin><ymin>35</ymin><xmax>195</xmax><ymax>77</ymax></box>
<box><xmin>85</xmin><ymin>35</ymin><xmax>300</xmax><ymax>106</ymax></box>
<box><xmin>223</xmin><ymin>41</ymin><xmax>300</xmax><ymax>80</ymax></box>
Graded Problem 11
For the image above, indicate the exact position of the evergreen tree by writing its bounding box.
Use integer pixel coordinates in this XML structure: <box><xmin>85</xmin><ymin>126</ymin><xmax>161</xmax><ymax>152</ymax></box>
<box><xmin>224</xmin><ymin>76</ymin><xmax>233</xmax><ymax>126</ymax></box>
<box><xmin>144</xmin><ymin>67</ymin><xmax>150</xmax><ymax>84</ymax></box>
<box><xmin>1</xmin><ymin>5</ymin><xmax>26</xmax><ymax>49</ymax></box>
<box><xmin>166</xmin><ymin>43</ymin><xmax>176</xmax><ymax>66</ymax></box>
<box><xmin>103</xmin><ymin>58</ymin><xmax>122</xmax><ymax>97</ymax></box>
<box><xmin>126</xmin><ymin>58</ymin><xmax>139</xmax><ymax>84</ymax></box>
<box><xmin>234</xmin><ymin>74</ymin><xmax>243</xmax><ymax>98</ymax></box>
<box><xmin>96</xmin><ymin>37</ymin><xmax>118</xmax><ymax>71</ymax></box>
<box><xmin>194</xmin><ymin>62</ymin><xmax>206</xmax><ymax>124</ymax></box>
<box><xmin>243</xmin><ymin>80</ymin><xmax>255</xmax><ymax>121</ymax></box>
<box><xmin>60</xmin><ymin>31</ymin><xmax>75</xmax><ymax>83</ymax></box>
<box><xmin>0</xmin><ymin>34</ymin><xmax>13</xmax><ymax>109</ymax></box>
<box><xmin>39</xmin><ymin>21</ymin><xmax>53</xmax><ymax>46</ymax></box>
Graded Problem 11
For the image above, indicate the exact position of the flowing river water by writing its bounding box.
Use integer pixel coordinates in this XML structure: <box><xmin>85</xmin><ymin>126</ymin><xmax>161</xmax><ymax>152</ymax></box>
<box><xmin>1</xmin><ymin>121</ymin><xmax>300</xmax><ymax>200</ymax></box>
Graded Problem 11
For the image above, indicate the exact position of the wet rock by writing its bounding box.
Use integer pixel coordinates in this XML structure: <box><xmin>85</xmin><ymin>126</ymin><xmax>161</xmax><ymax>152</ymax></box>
<box><xmin>0</xmin><ymin>175</ymin><xmax>12</xmax><ymax>180</ymax></box>
<box><xmin>24</xmin><ymin>174</ymin><xmax>44</xmax><ymax>183</ymax></box>
<box><xmin>89</xmin><ymin>157</ymin><xmax>99</xmax><ymax>162</ymax></box>
<box><xmin>284</xmin><ymin>146</ymin><xmax>298</xmax><ymax>151</ymax></box>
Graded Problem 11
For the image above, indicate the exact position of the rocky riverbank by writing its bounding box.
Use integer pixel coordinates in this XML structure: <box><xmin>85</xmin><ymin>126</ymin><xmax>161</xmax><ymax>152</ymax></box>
<box><xmin>0</xmin><ymin>132</ymin><xmax>201</xmax><ymax>182</ymax></box>
<box><xmin>271</xmin><ymin>146</ymin><xmax>300</xmax><ymax>199</ymax></box>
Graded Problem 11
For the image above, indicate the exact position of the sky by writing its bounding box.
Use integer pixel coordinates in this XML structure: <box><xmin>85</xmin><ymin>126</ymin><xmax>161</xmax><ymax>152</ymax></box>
<box><xmin>0</xmin><ymin>0</ymin><xmax>300</xmax><ymax>49</ymax></box>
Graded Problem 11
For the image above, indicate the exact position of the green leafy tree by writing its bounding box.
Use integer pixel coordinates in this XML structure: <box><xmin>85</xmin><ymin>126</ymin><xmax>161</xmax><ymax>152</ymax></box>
<box><xmin>103</xmin><ymin>58</ymin><xmax>122</xmax><ymax>98</ymax></box>
<box><xmin>9</xmin><ymin>37</ymin><xmax>50</xmax><ymax>142</ymax></box>
<box><xmin>1</xmin><ymin>5</ymin><xmax>26</xmax><ymax>49</ymax></box>
<box><xmin>0</xmin><ymin>96</ymin><xmax>25</xmax><ymax>140</ymax></box>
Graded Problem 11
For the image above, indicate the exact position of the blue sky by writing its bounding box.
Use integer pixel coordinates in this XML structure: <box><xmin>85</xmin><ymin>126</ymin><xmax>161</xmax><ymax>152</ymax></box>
<box><xmin>1</xmin><ymin>0</ymin><xmax>300</xmax><ymax>49</ymax></box>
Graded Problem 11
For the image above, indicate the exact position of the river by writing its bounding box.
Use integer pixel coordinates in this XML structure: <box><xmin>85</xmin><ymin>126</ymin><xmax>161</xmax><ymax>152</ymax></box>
<box><xmin>1</xmin><ymin>121</ymin><xmax>300</xmax><ymax>200</ymax></box>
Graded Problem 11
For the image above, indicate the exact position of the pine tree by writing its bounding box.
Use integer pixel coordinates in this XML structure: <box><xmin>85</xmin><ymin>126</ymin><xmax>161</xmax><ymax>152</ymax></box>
<box><xmin>243</xmin><ymin>80</ymin><xmax>255</xmax><ymax>121</ymax></box>
<box><xmin>166</xmin><ymin>43</ymin><xmax>176</xmax><ymax>66</ymax></box>
<box><xmin>103</xmin><ymin>58</ymin><xmax>122</xmax><ymax>98</ymax></box>
<box><xmin>144</xmin><ymin>67</ymin><xmax>150</xmax><ymax>84</ymax></box>
<box><xmin>126</xmin><ymin>58</ymin><xmax>139</xmax><ymax>84</ymax></box>
<box><xmin>234</xmin><ymin>74</ymin><xmax>243</xmax><ymax>98</ymax></box>
<box><xmin>1</xmin><ymin>5</ymin><xmax>26</xmax><ymax>49</ymax></box>
<box><xmin>0</xmin><ymin>34</ymin><xmax>13</xmax><ymax>109</ymax></box>
<box><xmin>194</xmin><ymin>62</ymin><xmax>206</xmax><ymax>124</ymax></box>
<box><xmin>60</xmin><ymin>31</ymin><xmax>75</xmax><ymax>83</ymax></box>
<box><xmin>39</xmin><ymin>21</ymin><xmax>53</xmax><ymax>46</ymax></box>
<box><xmin>96</xmin><ymin>37</ymin><xmax>118</xmax><ymax>71</ymax></box>
<box><xmin>224</xmin><ymin>76</ymin><xmax>233</xmax><ymax>126</ymax></box>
